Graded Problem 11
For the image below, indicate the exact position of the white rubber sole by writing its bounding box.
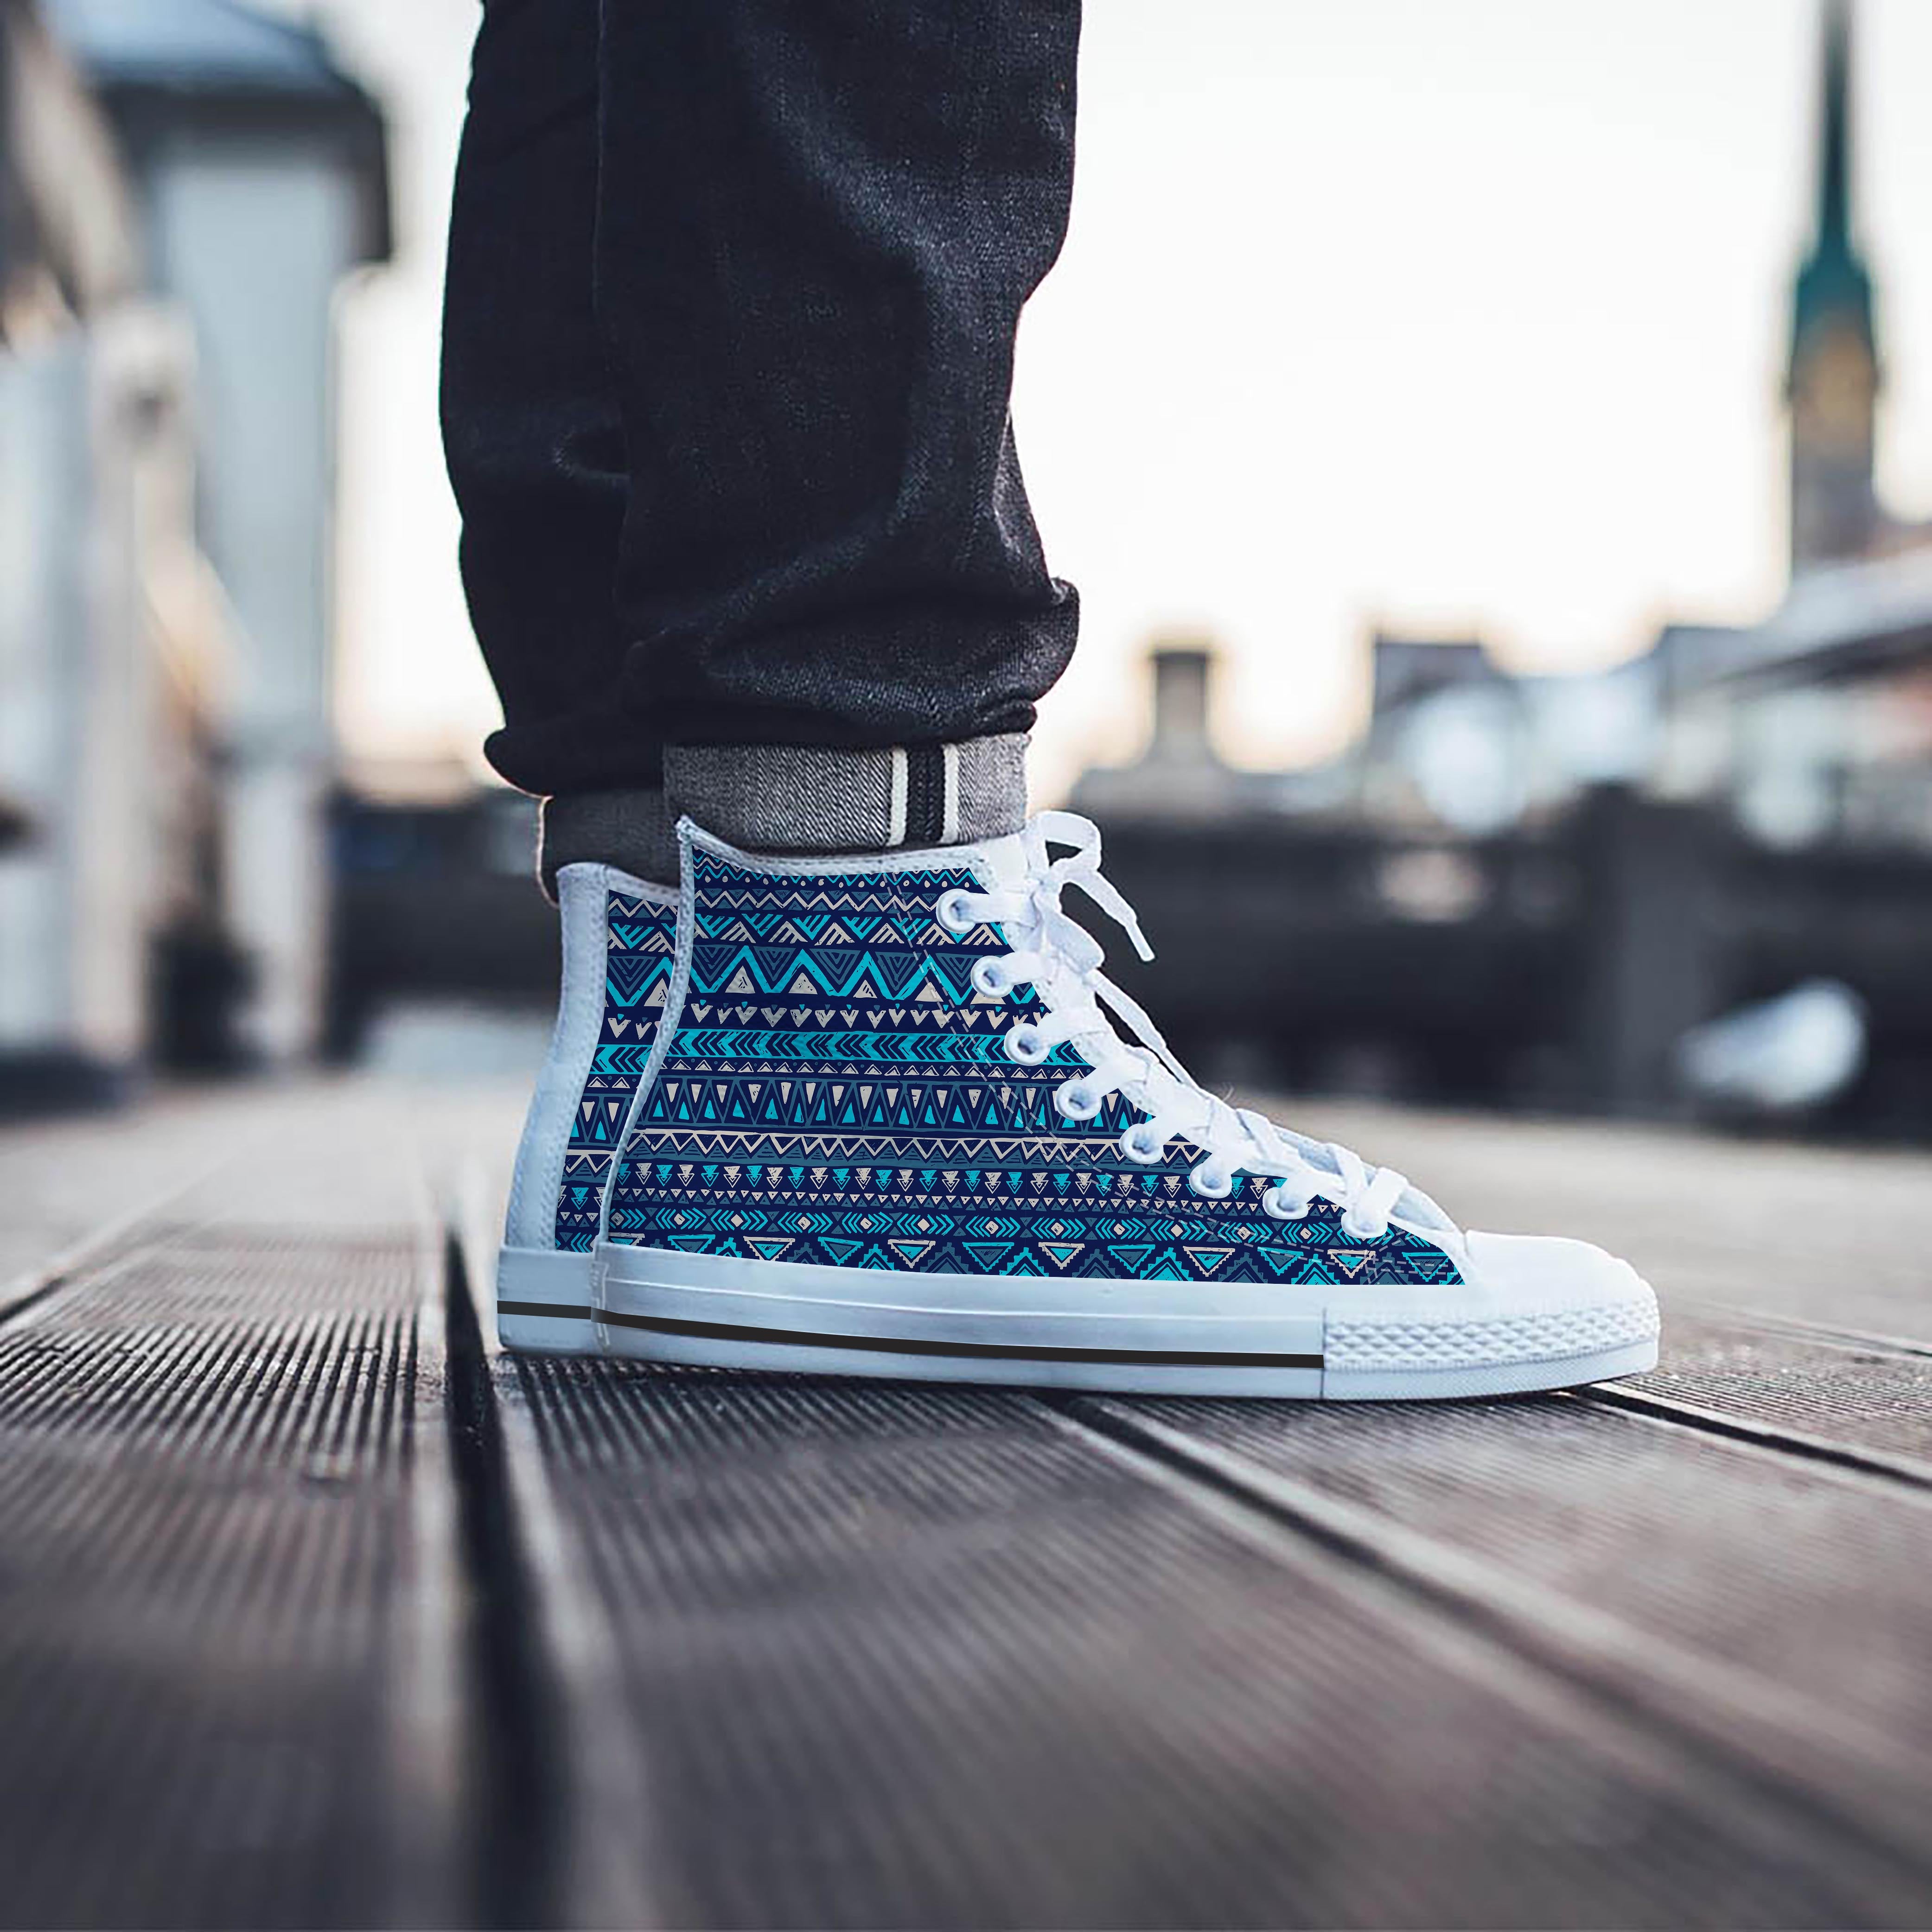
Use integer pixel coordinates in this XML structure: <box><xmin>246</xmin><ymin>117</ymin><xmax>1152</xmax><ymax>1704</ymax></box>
<box><xmin>497</xmin><ymin>1245</ymin><xmax>599</xmax><ymax>1355</ymax></box>
<box><xmin>591</xmin><ymin>1242</ymin><xmax>1660</xmax><ymax>1399</ymax></box>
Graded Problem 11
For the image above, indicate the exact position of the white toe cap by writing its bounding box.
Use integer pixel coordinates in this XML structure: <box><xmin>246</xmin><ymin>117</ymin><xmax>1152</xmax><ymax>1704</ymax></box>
<box><xmin>1462</xmin><ymin>1229</ymin><xmax>1650</xmax><ymax>1310</ymax></box>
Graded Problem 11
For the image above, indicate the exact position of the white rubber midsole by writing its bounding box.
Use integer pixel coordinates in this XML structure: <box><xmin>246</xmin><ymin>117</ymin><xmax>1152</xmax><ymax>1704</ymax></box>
<box><xmin>496</xmin><ymin>1244</ymin><xmax>598</xmax><ymax>1355</ymax></box>
<box><xmin>590</xmin><ymin>1240</ymin><xmax>1660</xmax><ymax>1398</ymax></box>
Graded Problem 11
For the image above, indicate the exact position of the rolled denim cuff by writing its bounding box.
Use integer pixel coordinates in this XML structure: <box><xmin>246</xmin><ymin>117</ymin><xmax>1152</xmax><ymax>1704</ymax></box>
<box><xmin>538</xmin><ymin>788</ymin><xmax>680</xmax><ymax>899</ymax></box>
<box><xmin>664</xmin><ymin>735</ymin><xmax>1027</xmax><ymax>854</ymax></box>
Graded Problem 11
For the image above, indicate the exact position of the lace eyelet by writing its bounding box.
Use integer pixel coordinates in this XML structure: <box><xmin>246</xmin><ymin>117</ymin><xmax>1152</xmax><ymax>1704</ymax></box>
<box><xmin>935</xmin><ymin>889</ymin><xmax>976</xmax><ymax>935</ymax></box>
<box><xmin>970</xmin><ymin>956</ymin><xmax>1012</xmax><ymax>999</ymax></box>
<box><xmin>1005</xmin><ymin>1022</ymin><xmax>1049</xmax><ymax>1065</ymax></box>
<box><xmin>1120</xmin><ymin>1122</ymin><xmax>1165</xmax><ymax>1164</ymax></box>
<box><xmin>1339</xmin><ymin>1211</ymin><xmax>1386</xmax><ymax>1242</ymax></box>
<box><xmin>1054</xmin><ymin>1081</ymin><xmax>1100</xmax><ymax>1121</ymax></box>
<box><xmin>1188</xmin><ymin>1163</ymin><xmax>1235</xmax><ymax>1199</ymax></box>
<box><xmin>1262</xmin><ymin>1185</ymin><xmax>1311</xmax><ymax>1221</ymax></box>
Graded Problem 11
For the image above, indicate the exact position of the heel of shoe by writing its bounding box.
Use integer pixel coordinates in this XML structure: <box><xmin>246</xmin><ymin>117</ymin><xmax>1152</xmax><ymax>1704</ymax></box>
<box><xmin>497</xmin><ymin>1245</ymin><xmax>599</xmax><ymax>1355</ymax></box>
<box><xmin>504</xmin><ymin>865</ymin><xmax>618</xmax><ymax>1254</ymax></box>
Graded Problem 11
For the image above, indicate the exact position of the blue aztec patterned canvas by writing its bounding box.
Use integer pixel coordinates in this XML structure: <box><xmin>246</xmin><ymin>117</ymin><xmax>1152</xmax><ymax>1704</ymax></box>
<box><xmin>604</xmin><ymin>851</ymin><xmax>1462</xmax><ymax>1287</ymax></box>
<box><xmin>555</xmin><ymin>891</ymin><xmax>677</xmax><ymax>1251</ymax></box>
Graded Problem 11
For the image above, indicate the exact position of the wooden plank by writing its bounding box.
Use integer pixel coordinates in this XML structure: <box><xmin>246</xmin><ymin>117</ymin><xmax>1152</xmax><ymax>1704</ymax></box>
<box><xmin>434</xmin><ymin>1082</ymin><xmax>1932</xmax><ymax>1923</ymax></box>
<box><xmin>0</xmin><ymin>1090</ymin><xmax>247</xmax><ymax>1314</ymax></box>
<box><xmin>1081</xmin><ymin>1386</ymin><xmax>1932</xmax><ymax>1870</ymax></box>
<box><xmin>491</xmin><ymin>1350</ymin><xmax>1930</xmax><ymax>1926</ymax></box>
<box><xmin>0</xmin><ymin>1088</ymin><xmax>466</xmax><ymax>1929</ymax></box>
<box><xmin>1577</xmin><ymin>1306</ymin><xmax>1932</xmax><ymax>1486</ymax></box>
<box><xmin>1632</xmin><ymin>1307</ymin><xmax>1932</xmax><ymax>1460</ymax></box>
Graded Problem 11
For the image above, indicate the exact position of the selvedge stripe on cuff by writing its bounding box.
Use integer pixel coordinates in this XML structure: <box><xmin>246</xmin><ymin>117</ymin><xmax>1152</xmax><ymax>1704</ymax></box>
<box><xmin>663</xmin><ymin>735</ymin><xmax>1027</xmax><ymax>853</ymax></box>
<box><xmin>904</xmin><ymin>745</ymin><xmax>946</xmax><ymax>845</ymax></box>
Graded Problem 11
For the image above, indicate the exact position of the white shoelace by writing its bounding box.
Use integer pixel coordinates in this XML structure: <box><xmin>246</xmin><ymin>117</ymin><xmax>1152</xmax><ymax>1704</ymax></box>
<box><xmin>937</xmin><ymin>810</ymin><xmax>1450</xmax><ymax>1242</ymax></box>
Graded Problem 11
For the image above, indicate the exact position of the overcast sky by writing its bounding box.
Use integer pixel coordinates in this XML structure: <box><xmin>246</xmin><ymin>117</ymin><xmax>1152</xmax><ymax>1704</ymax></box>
<box><xmin>312</xmin><ymin>0</ymin><xmax>1932</xmax><ymax>802</ymax></box>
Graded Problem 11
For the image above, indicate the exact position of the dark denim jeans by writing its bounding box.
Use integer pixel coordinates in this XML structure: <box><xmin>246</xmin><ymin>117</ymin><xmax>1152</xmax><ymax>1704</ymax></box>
<box><xmin>441</xmin><ymin>0</ymin><xmax>1082</xmax><ymax>798</ymax></box>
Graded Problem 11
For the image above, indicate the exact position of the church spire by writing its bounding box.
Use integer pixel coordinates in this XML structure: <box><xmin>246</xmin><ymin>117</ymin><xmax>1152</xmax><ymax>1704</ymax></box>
<box><xmin>1815</xmin><ymin>0</ymin><xmax>1854</xmax><ymax>255</ymax></box>
<box><xmin>1791</xmin><ymin>0</ymin><xmax>1873</xmax><ymax>371</ymax></box>
<box><xmin>1787</xmin><ymin>0</ymin><xmax>1879</xmax><ymax>573</ymax></box>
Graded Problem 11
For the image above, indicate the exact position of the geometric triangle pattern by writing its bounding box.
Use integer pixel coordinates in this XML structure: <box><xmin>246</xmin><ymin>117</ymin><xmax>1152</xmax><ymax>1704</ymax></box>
<box><xmin>605</xmin><ymin>850</ymin><xmax>1461</xmax><ymax>1287</ymax></box>
<box><xmin>555</xmin><ymin>891</ymin><xmax>677</xmax><ymax>1252</ymax></box>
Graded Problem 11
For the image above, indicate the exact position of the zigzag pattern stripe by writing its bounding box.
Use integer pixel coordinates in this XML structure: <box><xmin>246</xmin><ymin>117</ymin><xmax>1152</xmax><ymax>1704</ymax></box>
<box><xmin>555</xmin><ymin>890</ymin><xmax>677</xmax><ymax>1253</ymax></box>
<box><xmin>606</xmin><ymin>851</ymin><xmax>1460</xmax><ymax>1287</ymax></box>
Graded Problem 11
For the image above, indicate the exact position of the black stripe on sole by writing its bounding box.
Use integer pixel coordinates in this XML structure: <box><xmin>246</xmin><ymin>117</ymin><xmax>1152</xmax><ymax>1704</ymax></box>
<box><xmin>601</xmin><ymin>1307</ymin><xmax>1324</xmax><ymax>1370</ymax></box>
<box><xmin>499</xmin><ymin>1301</ymin><xmax>597</xmax><ymax>1322</ymax></box>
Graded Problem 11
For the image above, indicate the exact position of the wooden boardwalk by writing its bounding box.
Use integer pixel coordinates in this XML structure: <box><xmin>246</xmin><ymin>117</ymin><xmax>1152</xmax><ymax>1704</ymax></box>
<box><xmin>3</xmin><ymin>1079</ymin><xmax>1931</xmax><ymax>1928</ymax></box>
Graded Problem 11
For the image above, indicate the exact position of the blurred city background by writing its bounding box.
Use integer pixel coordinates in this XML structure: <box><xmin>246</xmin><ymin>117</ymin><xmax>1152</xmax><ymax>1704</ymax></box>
<box><xmin>4</xmin><ymin>0</ymin><xmax>1931</xmax><ymax>1137</ymax></box>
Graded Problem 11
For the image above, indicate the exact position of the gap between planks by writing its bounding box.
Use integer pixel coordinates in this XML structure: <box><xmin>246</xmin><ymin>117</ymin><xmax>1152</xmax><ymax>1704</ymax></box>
<box><xmin>1047</xmin><ymin>1393</ymin><xmax>1932</xmax><ymax>1892</ymax></box>
<box><xmin>1569</xmin><ymin>1382</ymin><xmax>1932</xmax><ymax>1497</ymax></box>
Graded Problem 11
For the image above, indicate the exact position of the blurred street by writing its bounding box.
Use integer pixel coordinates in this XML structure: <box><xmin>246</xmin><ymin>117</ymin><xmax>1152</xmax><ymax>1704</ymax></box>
<box><xmin>5</xmin><ymin>0</ymin><xmax>1932</xmax><ymax>1141</ymax></box>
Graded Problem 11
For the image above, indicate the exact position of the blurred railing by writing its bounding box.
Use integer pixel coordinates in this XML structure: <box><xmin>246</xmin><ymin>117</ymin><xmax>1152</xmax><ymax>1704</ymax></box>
<box><xmin>325</xmin><ymin>784</ymin><xmax>1932</xmax><ymax>1139</ymax></box>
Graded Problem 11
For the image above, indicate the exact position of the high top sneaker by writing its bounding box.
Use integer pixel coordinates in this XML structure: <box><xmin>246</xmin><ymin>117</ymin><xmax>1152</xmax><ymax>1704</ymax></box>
<box><xmin>497</xmin><ymin>862</ymin><xmax>676</xmax><ymax>1353</ymax></box>
<box><xmin>590</xmin><ymin>814</ymin><xmax>1659</xmax><ymax>1397</ymax></box>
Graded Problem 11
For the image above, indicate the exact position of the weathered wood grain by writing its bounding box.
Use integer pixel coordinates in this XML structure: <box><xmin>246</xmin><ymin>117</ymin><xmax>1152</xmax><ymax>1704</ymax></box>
<box><xmin>0</xmin><ymin>1090</ymin><xmax>465</xmax><ymax>1929</ymax></box>
<box><xmin>1081</xmin><ymin>1387</ymin><xmax>1932</xmax><ymax>1839</ymax></box>
<box><xmin>0</xmin><ymin>1090</ymin><xmax>245</xmax><ymax>1312</ymax></box>
<box><xmin>1623</xmin><ymin>1308</ymin><xmax>1932</xmax><ymax>1467</ymax></box>
<box><xmin>500</xmin><ymin>1355</ymin><xmax>1920</xmax><ymax>1928</ymax></box>
<box><xmin>432</xmin><ymin>1076</ymin><xmax>1932</xmax><ymax>1924</ymax></box>
<box><xmin>8</xmin><ymin>1078</ymin><xmax>1932</xmax><ymax>1926</ymax></box>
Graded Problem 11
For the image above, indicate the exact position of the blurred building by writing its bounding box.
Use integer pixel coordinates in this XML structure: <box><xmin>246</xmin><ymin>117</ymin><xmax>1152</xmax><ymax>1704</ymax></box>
<box><xmin>1075</xmin><ymin>639</ymin><xmax>1289</xmax><ymax>821</ymax></box>
<box><xmin>0</xmin><ymin>0</ymin><xmax>387</xmax><ymax>1103</ymax></box>
<box><xmin>1083</xmin><ymin>1</ymin><xmax>1932</xmax><ymax>856</ymax></box>
<box><xmin>1071</xmin><ymin>0</ymin><xmax>1932</xmax><ymax>1131</ymax></box>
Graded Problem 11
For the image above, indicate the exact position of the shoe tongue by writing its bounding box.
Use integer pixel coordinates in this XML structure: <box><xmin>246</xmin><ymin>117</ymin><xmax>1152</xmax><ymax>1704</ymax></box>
<box><xmin>1270</xmin><ymin>1120</ymin><xmax>1458</xmax><ymax>1234</ymax></box>
<box><xmin>974</xmin><ymin>833</ymin><xmax>1030</xmax><ymax>889</ymax></box>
